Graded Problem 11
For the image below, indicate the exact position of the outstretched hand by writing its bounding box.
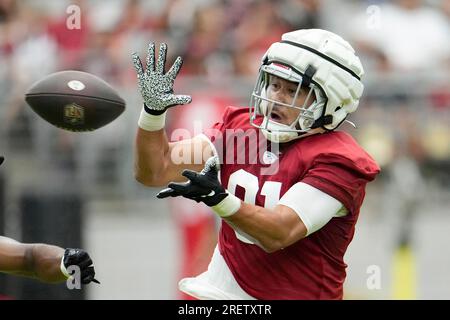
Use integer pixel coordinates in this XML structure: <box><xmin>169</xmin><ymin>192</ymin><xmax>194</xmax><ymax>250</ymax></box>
<box><xmin>132</xmin><ymin>42</ymin><xmax>191</xmax><ymax>115</ymax></box>
<box><xmin>157</xmin><ymin>157</ymin><xmax>228</xmax><ymax>207</ymax></box>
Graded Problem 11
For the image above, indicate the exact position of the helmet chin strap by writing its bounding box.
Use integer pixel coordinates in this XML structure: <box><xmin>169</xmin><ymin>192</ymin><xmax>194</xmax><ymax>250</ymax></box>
<box><xmin>344</xmin><ymin>119</ymin><xmax>357</xmax><ymax>128</ymax></box>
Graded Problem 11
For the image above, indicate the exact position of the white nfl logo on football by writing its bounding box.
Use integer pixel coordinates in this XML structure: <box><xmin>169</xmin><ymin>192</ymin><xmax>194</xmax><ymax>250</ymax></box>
<box><xmin>67</xmin><ymin>80</ymin><xmax>86</xmax><ymax>91</ymax></box>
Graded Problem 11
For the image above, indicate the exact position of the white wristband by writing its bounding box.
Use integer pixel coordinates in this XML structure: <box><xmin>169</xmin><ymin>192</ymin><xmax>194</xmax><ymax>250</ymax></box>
<box><xmin>138</xmin><ymin>109</ymin><xmax>167</xmax><ymax>131</ymax></box>
<box><xmin>60</xmin><ymin>256</ymin><xmax>70</xmax><ymax>278</ymax></box>
<box><xmin>211</xmin><ymin>193</ymin><xmax>241</xmax><ymax>218</ymax></box>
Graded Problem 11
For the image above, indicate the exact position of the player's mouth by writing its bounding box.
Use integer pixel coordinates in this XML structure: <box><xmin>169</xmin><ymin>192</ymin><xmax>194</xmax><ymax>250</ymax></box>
<box><xmin>269</xmin><ymin>109</ymin><xmax>287</xmax><ymax>124</ymax></box>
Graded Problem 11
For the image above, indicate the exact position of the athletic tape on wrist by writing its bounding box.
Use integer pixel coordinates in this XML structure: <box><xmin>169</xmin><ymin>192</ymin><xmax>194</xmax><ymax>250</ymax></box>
<box><xmin>60</xmin><ymin>256</ymin><xmax>70</xmax><ymax>278</ymax></box>
<box><xmin>138</xmin><ymin>109</ymin><xmax>167</xmax><ymax>131</ymax></box>
<box><xmin>212</xmin><ymin>193</ymin><xmax>241</xmax><ymax>218</ymax></box>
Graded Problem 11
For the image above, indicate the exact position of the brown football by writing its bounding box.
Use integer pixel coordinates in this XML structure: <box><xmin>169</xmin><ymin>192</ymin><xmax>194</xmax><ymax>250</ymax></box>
<box><xmin>25</xmin><ymin>70</ymin><xmax>126</xmax><ymax>132</ymax></box>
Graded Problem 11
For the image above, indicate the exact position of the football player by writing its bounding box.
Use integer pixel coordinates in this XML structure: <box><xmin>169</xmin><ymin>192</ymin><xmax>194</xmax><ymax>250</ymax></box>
<box><xmin>0</xmin><ymin>156</ymin><xmax>99</xmax><ymax>285</ymax></box>
<box><xmin>132</xmin><ymin>29</ymin><xmax>380</xmax><ymax>299</ymax></box>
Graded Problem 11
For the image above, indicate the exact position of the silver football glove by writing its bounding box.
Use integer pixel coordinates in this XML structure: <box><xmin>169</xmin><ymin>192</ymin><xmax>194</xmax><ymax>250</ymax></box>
<box><xmin>132</xmin><ymin>42</ymin><xmax>191</xmax><ymax>115</ymax></box>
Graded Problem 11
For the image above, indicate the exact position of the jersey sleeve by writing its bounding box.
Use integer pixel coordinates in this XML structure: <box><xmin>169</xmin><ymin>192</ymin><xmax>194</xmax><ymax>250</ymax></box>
<box><xmin>300</xmin><ymin>154</ymin><xmax>378</xmax><ymax>214</ymax></box>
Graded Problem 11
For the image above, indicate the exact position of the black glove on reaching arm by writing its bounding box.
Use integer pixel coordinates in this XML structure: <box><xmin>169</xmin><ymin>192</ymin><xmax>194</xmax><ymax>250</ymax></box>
<box><xmin>61</xmin><ymin>248</ymin><xmax>100</xmax><ymax>285</ymax></box>
<box><xmin>157</xmin><ymin>157</ymin><xmax>241</xmax><ymax>217</ymax></box>
<box><xmin>157</xmin><ymin>156</ymin><xmax>227</xmax><ymax>206</ymax></box>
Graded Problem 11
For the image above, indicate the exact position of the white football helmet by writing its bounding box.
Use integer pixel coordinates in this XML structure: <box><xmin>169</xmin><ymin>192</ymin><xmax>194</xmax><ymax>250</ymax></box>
<box><xmin>249</xmin><ymin>29</ymin><xmax>365</xmax><ymax>143</ymax></box>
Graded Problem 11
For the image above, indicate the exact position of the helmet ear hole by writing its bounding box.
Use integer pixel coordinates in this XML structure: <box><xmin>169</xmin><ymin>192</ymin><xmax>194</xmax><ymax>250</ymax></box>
<box><xmin>335</xmin><ymin>106</ymin><xmax>341</xmax><ymax>112</ymax></box>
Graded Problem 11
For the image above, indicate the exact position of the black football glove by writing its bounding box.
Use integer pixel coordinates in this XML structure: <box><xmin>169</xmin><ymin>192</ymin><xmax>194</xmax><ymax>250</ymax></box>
<box><xmin>157</xmin><ymin>157</ymin><xmax>228</xmax><ymax>207</ymax></box>
<box><xmin>132</xmin><ymin>42</ymin><xmax>191</xmax><ymax>115</ymax></box>
<box><xmin>62</xmin><ymin>248</ymin><xmax>100</xmax><ymax>285</ymax></box>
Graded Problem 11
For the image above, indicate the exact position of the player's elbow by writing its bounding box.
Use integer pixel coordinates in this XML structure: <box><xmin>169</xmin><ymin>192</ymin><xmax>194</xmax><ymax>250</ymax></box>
<box><xmin>261</xmin><ymin>244</ymin><xmax>283</xmax><ymax>254</ymax></box>
<box><xmin>263</xmin><ymin>213</ymin><xmax>308</xmax><ymax>253</ymax></box>
<box><xmin>260</xmin><ymin>232</ymin><xmax>305</xmax><ymax>253</ymax></box>
<box><xmin>134</xmin><ymin>164</ymin><xmax>164</xmax><ymax>187</ymax></box>
<box><xmin>261</xmin><ymin>246</ymin><xmax>277</xmax><ymax>254</ymax></box>
<box><xmin>135</xmin><ymin>171</ymin><xmax>150</xmax><ymax>186</ymax></box>
<box><xmin>134</xmin><ymin>172</ymin><xmax>161</xmax><ymax>187</ymax></box>
<box><xmin>259</xmin><ymin>239</ymin><xmax>285</xmax><ymax>253</ymax></box>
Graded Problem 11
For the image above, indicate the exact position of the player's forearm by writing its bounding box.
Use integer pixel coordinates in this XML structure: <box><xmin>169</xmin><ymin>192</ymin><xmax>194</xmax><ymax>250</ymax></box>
<box><xmin>26</xmin><ymin>244</ymin><xmax>66</xmax><ymax>283</ymax></box>
<box><xmin>224</xmin><ymin>202</ymin><xmax>306</xmax><ymax>253</ymax></box>
<box><xmin>0</xmin><ymin>237</ymin><xmax>28</xmax><ymax>274</ymax></box>
<box><xmin>135</xmin><ymin>127</ymin><xmax>170</xmax><ymax>186</ymax></box>
<box><xmin>1</xmin><ymin>242</ymin><xmax>66</xmax><ymax>283</ymax></box>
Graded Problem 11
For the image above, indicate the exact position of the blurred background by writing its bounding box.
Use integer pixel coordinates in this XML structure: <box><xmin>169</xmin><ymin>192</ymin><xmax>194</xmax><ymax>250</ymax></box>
<box><xmin>0</xmin><ymin>0</ymin><xmax>449</xmax><ymax>299</ymax></box>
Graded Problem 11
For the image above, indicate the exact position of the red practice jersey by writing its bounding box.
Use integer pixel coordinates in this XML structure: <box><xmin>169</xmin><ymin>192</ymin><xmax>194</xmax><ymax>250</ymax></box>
<box><xmin>204</xmin><ymin>106</ymin><xmax>380</xmax><ymax>299</ymax></box>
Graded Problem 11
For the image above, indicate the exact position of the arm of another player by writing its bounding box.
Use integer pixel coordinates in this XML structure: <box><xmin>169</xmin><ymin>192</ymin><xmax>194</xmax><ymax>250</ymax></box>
<box><xmin>0</xmin><ymin>236</ymin><xmax>66</xmax><ymax>282</ymax></box>
<box><xmin>0</xmin><ymin>236</ymin><xmax>99</xmax><ymax>284</ymax></box>
<box><xmin>0</xmin><ymin>159</ymin><xmax>99</xmax><ymax>284</ymax></box>
<box><xmin>132</xmin><ymin>43</ymin><xmax>213</xmax><ymax>187</ymax></box>
<box><xmin>0</xmin><ymin>161</ymin><xmax>63</xmax><ymax>279</ymax></box>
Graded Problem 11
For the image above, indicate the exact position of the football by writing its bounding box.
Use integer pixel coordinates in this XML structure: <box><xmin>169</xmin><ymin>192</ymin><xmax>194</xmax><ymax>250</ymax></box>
<box><xmin>25</xmin><ymin>70</ymin><xmax>126</xmax><ymax>132</ymax></box>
